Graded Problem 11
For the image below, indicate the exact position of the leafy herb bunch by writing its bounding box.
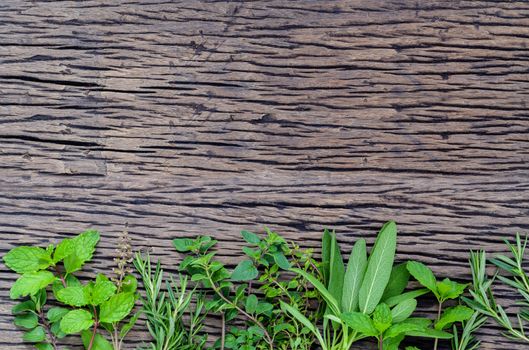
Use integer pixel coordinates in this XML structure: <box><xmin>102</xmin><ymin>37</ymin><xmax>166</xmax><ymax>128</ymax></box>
<box><xmin>4</xmin><ymin>229</ymin><xmax>138</xmax><ymax>350</ymax></box>
<box><xmin>283</xmin><ymin>221</ymin><xmax>481</xmax><ymax>350</ymax></box>
<box><xmin>173</xmin><ymin>228</ymin><xmax>321</xmax><ymax>350</ymax></box>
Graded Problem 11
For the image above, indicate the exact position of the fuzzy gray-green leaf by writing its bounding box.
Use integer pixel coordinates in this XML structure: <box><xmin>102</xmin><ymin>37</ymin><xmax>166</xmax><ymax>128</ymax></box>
<box><xmin>358</xmin><ymin>221</ymin><xmax>397</xmax><ymax>314</ymax></box>
<box><xmin>342</xmin><ymin>239</ymin><xmax>367</xmax><ymax>312</ymax></box>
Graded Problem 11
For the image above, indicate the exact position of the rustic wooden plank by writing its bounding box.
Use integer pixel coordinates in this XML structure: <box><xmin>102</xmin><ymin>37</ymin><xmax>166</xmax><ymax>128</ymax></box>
<box><xmin>1</xmin><ymin>0</ymin><xmax>529</xmax><ymax>348</ymax></box>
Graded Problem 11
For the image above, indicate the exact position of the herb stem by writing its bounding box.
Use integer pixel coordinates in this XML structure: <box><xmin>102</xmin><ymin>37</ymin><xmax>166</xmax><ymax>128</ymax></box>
<box><xmin>87</xmin><ymin>307</ymin><xmax>99</xmax><ymax>350</ymax></box>
<box><xmin>39</xmin><ymin>309</ymin><xmax>58</xmax><ymax>350</ymax></box>
<box><xmin>221</xmin><ymin>312</ymin><xmax>226</xmax><ymax>350</ymax></box>
<box><xmin>434</xmin><ymin>301</ymin><xmax>443</xmax><ymax>350</ymax></box>
<box><xmin>54</xmin><ymin>266</ymin><xmax>67</xmax><ymax>288</ymax></box>
<box><xmin>205</xmin><ymin>269</ymin><xmax>273</xmax><ymax>350</ymax></box>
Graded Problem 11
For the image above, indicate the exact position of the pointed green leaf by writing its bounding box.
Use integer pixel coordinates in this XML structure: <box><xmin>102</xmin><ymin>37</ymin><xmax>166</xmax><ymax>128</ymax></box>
<box><xmin>57</xmin><ymin>286</ymin><xmax>90</xmax><ymax>307</ymax></box>
<box><xmin>23</xmin><ymin>326</ymin><xmax>46</xmax><ymax>342</ymax></box>
<box><xmin>280</xmin><ymin>301</ymin><xmax>325</xmax><ymax>347</ymax></box>
<box><xmin>246</xmin><ymin>294</ymin><xmax>258</xmax><ymax>314</ymax></box>
<box><xmin>436</xmin><ymin>278</ymin><xmax>467</xmax><ymax>302</ymax></box>
<box><xmin>290</xmin><ymin>267</ymin><xmax>340</xmax><ymax>315</ymax></box>
<box><xmin>407</xmin><ymin>261</ymin><xmax>438</xmax><ymax>297</ymax></box>
<box><xmin>63</xmin><ymin>230</ymin><xmax>100</xmax><ymax>273</ymax></box>
<box><xmin>14</xmin><ymin>313</ymin><xmax>38</xmax><ymax>329</ymax></box>
<box><xmin>342</xmin><ymin>239</ymin><xmax>367</xmax><ymax>312</ymax></box>
<box><xmin>47</xmin><ymin>307</ymin><xmax>69</xmax><ymax>323</ymax></box>
<box><xmin>99</xmin><ymin>292</ymin><xmax>135</xmax><ymax>323</ymax></box>
<box><xmin>3</xmin><ymin>246</ymin><xmax>52</xmax><ymax>274</ymax></box>
<box><xmin>60</xmin><ymin>309</ymin><xmax>93</xmax><ymax>334</ymax></box>
<box><xmin>231</xmin><ymin>260</ymin><xmax>258</xmax><ymax>281</ymax></box>
<box><xmin>10</xmin><ymin>271</ymin><xmax>55</xmax><ymax>299</ymax></box>
<box><xmin>382</xmin><ymin>262</ymin><xmax>410</xmax><ymax>301</ymax></box>
<box><xmin>241</xmin><ymin>230</ymin><xmax>261</xmax><ymax>244</ymax></box>
<box><xmin>327</xmin><ymin>230</ymin><xmax>345</xmax><ymax>311</ymax></box>
<box><xmin>435</xmin><ymin>305</ymin><xmax>474</xmax><ymax>330</ymax></box>
<box><xmin>81</xmin><ymin>329</ymin><xmax>113</xmax><ymax>350</ymax></box>
<box><xmin>385</xmin><ymin>289</ymin><xmax>429</xmax><ymax>307</ymax></box>
<box><xmin>373</xmin><ymin>303</ymin><xmax>392</xmax><ymax>333</ymax></box>
<box><xmin>391</xmin><ymin>298</ymin><xmax>417</xmax><ymax>323</ymax></box>
<box><xmin>341</xmin><ymin>312</ymin><xmax>379</xmax><ymax>336</ymax></box>
<box><xmin>359</xmin><ymin>221</ymin><xmax>397</xmax><ymax>314</ymax></box>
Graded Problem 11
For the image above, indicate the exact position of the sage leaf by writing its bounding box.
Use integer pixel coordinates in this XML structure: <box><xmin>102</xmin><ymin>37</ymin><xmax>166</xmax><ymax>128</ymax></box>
<box><xmin>359</xmin><ymin>221</ymin><xmax>397</xmax><ymax>314</ymax></box>
<box><xmin>326</xmin><ymin>230</ymin><xmax>345</xmax><ymax>313</ymax></box>
<box><xmin>342</xmin><ymin>238</ymin><xmax>367</xmax><ymax>312</ymax></box>
<box><xmin>391</xmin><ymin>298</ymin><xmax>417</xmax><ymax>323</ymax></box>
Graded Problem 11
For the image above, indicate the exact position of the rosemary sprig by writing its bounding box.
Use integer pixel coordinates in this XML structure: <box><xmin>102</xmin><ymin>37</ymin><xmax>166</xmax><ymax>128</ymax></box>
<box><xmin>133</xmin><ymin>252</ymin><xmax>207</xmax><ymax>350</ymax></box>
<box><xmin>465</xmin><ymin>236</ymin><xmax>529</xmax><ymax>343</ymax></box>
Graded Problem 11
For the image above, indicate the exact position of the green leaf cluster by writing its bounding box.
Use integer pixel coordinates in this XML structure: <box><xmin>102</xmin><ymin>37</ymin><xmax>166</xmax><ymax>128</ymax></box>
<box><xmin>3</xmin><ymin>229</ymin><xmax>138</xmax><ymax>350</ymax></box>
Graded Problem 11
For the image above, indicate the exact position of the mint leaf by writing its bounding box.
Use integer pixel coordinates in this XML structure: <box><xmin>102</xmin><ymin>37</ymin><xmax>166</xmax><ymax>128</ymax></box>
<box><xmin>241</xmin><ymin>230</ymin><xmax>261</xmax><ymax>244</ymax></box>
<box><xmin>436</xmin><ymin>278</ymin><xmax>467</xmax><ymax>302</ymax></box>
<box><xmin>407</xmin><ymin>261</ymin><xmax>438</xmax><ymax>297</ymax></box>
<box><xmin>373</xmin><ymin>303</ymin><xmax>392</xmax><ymax>333</ymax></box>
<box><xmin>435</xmin><ymin>305</ymin><xmax>474</xmax><ymax>330</ymax></box>
<box><xmin>384</xmin><ymin>322</ymin><xmax>423</xmax><ymax>338</ymax></box>
<box><xmin>57</xmin><ymin>286</ymin><xmax>90</xmax><ymax>307</ymax></box>
<box><xmin>53</xmin><ymin>238</ymin><xmax>75</xmax><ymax>263</ymax></box>
<box><xmin>47</xmin><ymin>307</ymin><xmax>69</xmax><ymax>323</ymax></box>
<box><xmin>63</xmin><ymin>230</ymin><xmax>100</xmax><ymax>273</ymax></box>
<box><xmin>14</xmin><ymin>313</ymin><xmax>38</xmax><ymax>329</ymax></box>
<box><xmin>60</xmin><ymin>309</ymin><xmax>94</xmax><ymax>334</ymax></box>
<box><xmin>12</xmin><ymin>300</ymin><xmax>36</xmax><ymax>314</ymax></box>
<box><xmin>91</xmin><ymin>278</ymin><xmax>116</xmax><ymax>306</ymax></box>
<box><xmin>359</xmin><ymin>221</ymin><xmax>397</xmax><ymax>314</ymax></box>
<box><xmin>10</xmin><ymin>271</ymin><xmax>55</xmax><ymax>299</ymax></box>
<box><xmin>231</xmin><ymin>260</ymin><xmax>258</xmax><ymax>281</ymax></box>
<box><xmin>99</xmin><ymin>292</ymin><xmax>135</xmax><ymax>323</ymax></box>
<box><xmin>341</xmin><ymin>312</ymin><xmax>379</xmax><ymax>336</ymax></box>
<box><xmin>23</xmin><ymin>326</ymin><xmax>46</xmax><ymax>342</ymax></box>
<box><xmin>4</xmin><ymin>246</ymin><xmax>52</xmax><ymax>274</ymax></box>
<box><xmin>35</xmin><ymin>343</ymin><xmax>54</xmax><ymax>350</ymax></box>
<box><xmin>172</xmin><ymin>238</ymin><xmax>195</xmax><ymax>252</ymax></box>
<box><xmin>81</xmin><ymin>329</ymin><xmax>113</xmax><ymax>350</ymax></box>
<box><xmin>121</xmin><ymin>275</ymin><xmax>137</xmax><ymax>294</ymax></box>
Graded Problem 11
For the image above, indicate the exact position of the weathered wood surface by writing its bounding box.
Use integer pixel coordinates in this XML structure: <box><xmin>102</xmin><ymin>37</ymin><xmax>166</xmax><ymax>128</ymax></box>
<box><xmin>1</xmin><ymin>0</ymin><xmax>529</xmax><ymax>348</ymax></box>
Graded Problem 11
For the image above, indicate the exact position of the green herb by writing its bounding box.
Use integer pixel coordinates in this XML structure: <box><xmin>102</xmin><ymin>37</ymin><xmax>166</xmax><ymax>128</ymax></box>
<box><xmin>133</xmin><ymin>252</ymin><xmax>207</xmax><ymax>349</ymax></box>
<box><xmin>3</xmin><ymin>229</ymin><xmax>138</xmax><ymax>350</ymax></box>
<box><xmin>174</xmin><ymin>229</ymin><xmax>321</xmax><ymax>350</ymax></box>
<box><xmin>284</xmin><ymin>221</ymin><xmax>452</xmax><ymax>350</ymax></box>
<box><xmin>465</xmin><ymin>234</ymin><xmax>529</xmax><ymax>343</ymax></box>
<box><xmin>406</xmin><ymin>260</ymin><xmax>474</xmax><ymax>350</ymax></box>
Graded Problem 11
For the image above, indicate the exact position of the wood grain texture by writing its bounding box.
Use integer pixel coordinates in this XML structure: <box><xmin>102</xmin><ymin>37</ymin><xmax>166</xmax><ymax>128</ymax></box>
<box><xmin>1</xmin><ymin>0</ymin><xmax>529</xmax><ymax>348</ymax></box>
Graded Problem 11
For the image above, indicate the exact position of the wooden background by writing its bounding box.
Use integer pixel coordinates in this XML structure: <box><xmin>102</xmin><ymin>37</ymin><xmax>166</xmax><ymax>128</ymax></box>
<box><xmin>1</xmin><ymin>0</ymin><xmax>528</xmax><ymax>349</ymax></box>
